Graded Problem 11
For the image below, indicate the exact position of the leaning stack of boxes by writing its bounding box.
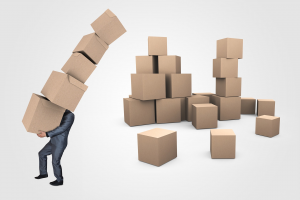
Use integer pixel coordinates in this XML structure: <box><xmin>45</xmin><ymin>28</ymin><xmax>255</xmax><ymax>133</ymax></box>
<box><xmin>124</xmin><ymin>36</ymin><xmax>192</xmax><ymax>126</ymax></box>
<box><xmin>22</xmin><ymin>9</ymin><xmax>126</xmax><ymax>134</ymax></box>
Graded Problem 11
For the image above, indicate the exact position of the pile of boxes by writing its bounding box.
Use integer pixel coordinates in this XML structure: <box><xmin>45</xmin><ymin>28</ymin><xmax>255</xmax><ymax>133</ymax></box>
<box><xmin>22</xmin><ymin>9</ymin><xmax>126</xmax><ymax>134</ymax></box>
<box><xmin>124</xmin><ymin>37</ymin><xmax>192</xmax><ymax>126</ymax></box>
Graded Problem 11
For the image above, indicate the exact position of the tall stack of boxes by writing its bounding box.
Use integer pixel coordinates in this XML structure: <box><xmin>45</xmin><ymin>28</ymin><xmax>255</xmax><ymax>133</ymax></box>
<box><xmin>22</xmin><ymin>9</ymin><xmax>126</xmax><ymax>133</ymax></box>
<box><xmin>211</xmin><ymin>38</ymin><xmax>243</xmax><ymax>121</ymax></box>
<box><xmin>124</xmin><ymin>37</ymin><xmax>192</xmax><ymax>126</ymax></box>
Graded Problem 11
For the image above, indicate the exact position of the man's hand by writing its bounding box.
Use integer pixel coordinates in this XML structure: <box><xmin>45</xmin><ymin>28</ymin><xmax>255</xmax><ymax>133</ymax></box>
<box><xmin>37</xmin><ymin>131</ymin><xmax>47</xmax><ymax>138</ymax></box>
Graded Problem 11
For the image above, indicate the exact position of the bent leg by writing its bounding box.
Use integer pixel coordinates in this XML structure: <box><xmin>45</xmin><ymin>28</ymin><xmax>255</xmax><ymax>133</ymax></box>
<box><xmin>52</xmin><ymin>145</ymin><xmax>67</xmax><ymax>182</ymax></box>
<box><xmin>38</xmin><ymin>141</ymin><xmax>52</xmax><ymax>175</ymax></box>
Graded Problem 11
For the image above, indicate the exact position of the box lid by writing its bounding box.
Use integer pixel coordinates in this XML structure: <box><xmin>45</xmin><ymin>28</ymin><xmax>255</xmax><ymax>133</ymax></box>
<box><xmin>68</xmin><ymin>75</ymin><xmax>88</xmax><ymax>91</ymax></box>
<box><xmin>258</xmin><ymin>99</ymin><xmax>275</xmax><ymax>102</ymax></box>
<box><xmin>138</xmin><ymin>128</ymin><xmax>176</xmax><ymax>138</ymax></box>
<box><xmin>193</xmin><ymin>103</ymin><xmax>216</xmax><ymax>108</ymax></box>
<box><xmin>211</xmin><ymin>129</ymin><xmax>235</xmax><ymax>136</ymax></box>
<box><xmin>257</xmin><ymin>115</ymin><xmax>279</xmax><ymax>120</ymax></box>
<box><xmin>105</xmin><ymin>9</ymin><xmax>116</xmax><ymax>18</ymax></box>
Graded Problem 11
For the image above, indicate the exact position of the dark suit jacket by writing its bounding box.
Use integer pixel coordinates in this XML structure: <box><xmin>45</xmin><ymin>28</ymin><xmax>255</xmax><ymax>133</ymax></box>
<box><xmin>46</xmin><ymin>110</ymin><xmax>75</xmax><ymax>146</ymax></box>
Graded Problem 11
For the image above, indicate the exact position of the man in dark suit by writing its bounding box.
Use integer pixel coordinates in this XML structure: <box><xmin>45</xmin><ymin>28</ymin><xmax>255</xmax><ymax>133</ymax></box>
<box><xmin>35</xmin><ymin>109</ymin><xmax>75</xmax><ymax>186</ymax></box>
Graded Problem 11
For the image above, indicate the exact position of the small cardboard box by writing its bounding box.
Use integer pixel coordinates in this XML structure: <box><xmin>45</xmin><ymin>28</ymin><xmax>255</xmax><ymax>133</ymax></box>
<box><xmin>192</xmin><ymin>104</ymin><xmax>218</xmax><ymax>129</ymax></box>
<box><xmin>123</xmin><ymin>98</ymin><xmax>155</xmax><ymax>126</ymax></box>
<box><xmin>217</xmin><ymin>38</ymin><xmax>243</xmax><ymax>59</ymax></box>
<box><xmin>73</xmin><ymin>33</ymin><xmax>108</xmax><ymax>64</ymax></box>
<box><xmin>210</xmin><ymin>129</ymin><xmax>236</xmax><ymax>159</ymax></box>
<box><xmin>211</xmin><ymin>95</ymin><xmax>241</xmax><ymax>121</ymax></box>
<box><xmin>61</xmin><ymin>53</ymin><xmax>96</xmax><ymax>83</ymax></box>
<box><xmin>186</xmin><ymin>96</ymin><xmax>209</xmax><ymax>122</ymax></box>
<box><xmin>192</xmin><ymin>92</ymin><xmax>215</xmax><ymax>103</ymax></box>
<box><xmin>241</xmin><ymin>97</ymin><xmax>256</xmax><ymax>114</ymax></box>
<box><xmin>91</xmin><ymin>9</ymin><xmax>126</xmax><ymax>45</ymax></box>
<box><xmin>41</xmin><ymin>71</ymin><xmax>88</xmax><ymax>112</ymax></box>
<box><xmin>255</xmin><ymin>115</ymin><xmax>280</xmax><ymax>138</ymax></box>
<box><xmin>148</xmin><ymin>36</ymin><xmax>167</xmax><ymax>56</ymax></box>
<box><xmin>156</xmin><ymin>98</ymin><xmax>181</xmax><ymax>124</ymax></box>
<box><xmin>178</xmin><ymin>97</ymin><xmax>186</xmax><ymax>121</ymax></box>
<box><xmin>166</xmin><ymin>74</ymin><xmax>191</xmax><ymax>98</ymax></box>
<box><xmin>138</xmin><ymin>128</ymin><xmax>177</xmax><ymax>167</ymax></box>
<box><xmin>213</xmin><ymin>58</ymin><xmax>238</xmax><ymax>78</ymax></box>
<box><xmin>216</xmin><ymin>78</ymin><xmax>241</xmax><ymax>97</ymax></box>
<box><xmin>22</xmin><ymin>94</ymin><xmax>65</xmax><ymax>134</ymax></box>
<box><xmin>131</xmin><ymin>74</ymin><xmax>166</xmax><ymax>100</ymax></box>
<box><xmin>158</xmin><ymin>55</ymin><xmax>181</xmax><ymax>74</ymax></box>
<box><xmin>257</xmin><ymin>99</ymin><xmax>275</xmax><ymax>116</ymax></box>
<box><xmin>136</xmin><ymin>56</ymin><xmax>158</xmax><ymax>74</ymax></box>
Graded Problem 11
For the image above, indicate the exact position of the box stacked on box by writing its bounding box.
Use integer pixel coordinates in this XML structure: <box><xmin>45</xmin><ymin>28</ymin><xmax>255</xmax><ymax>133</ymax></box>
<box><xmin>124</xmin><ymin>36</ymin><xmax>192</xmax><ymax>126</ymax></box>
<box><xmin>23</xmin><ymin>9</ymin><xmax>126</xmax><ymax>133</ymax></box>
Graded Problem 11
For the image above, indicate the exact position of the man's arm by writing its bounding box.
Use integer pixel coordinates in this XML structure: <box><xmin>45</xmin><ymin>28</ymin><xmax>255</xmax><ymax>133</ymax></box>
<box><xmin>46</xmin><ymin>112</ymin><xmax>75</xmax><ymax>138</ymax></box>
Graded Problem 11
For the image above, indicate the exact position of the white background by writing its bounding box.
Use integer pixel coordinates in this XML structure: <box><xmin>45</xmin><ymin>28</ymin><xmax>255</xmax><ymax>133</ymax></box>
<box><xmin>1</xmin><ymin>0</ymin><xmax>299</xmax><ymax>199</ymax></box>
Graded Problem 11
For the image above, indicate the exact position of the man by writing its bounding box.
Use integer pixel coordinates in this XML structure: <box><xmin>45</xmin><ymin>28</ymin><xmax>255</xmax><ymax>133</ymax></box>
<box><xmin>35</xmin><ymin>109</ymin><xmax>75</xmax><ymax>186</ymax></box>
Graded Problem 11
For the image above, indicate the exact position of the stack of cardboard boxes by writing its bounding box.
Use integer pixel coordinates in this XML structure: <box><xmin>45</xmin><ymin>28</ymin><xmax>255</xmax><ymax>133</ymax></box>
<box><xmin>211</xmin><ymin>38</ymin><xmax>243</xmax><ymax>121</ymax></box>
<box><xmin>124</xmin><ymin>37</ymin><xmax>192</xmax><ymax>126</ymax></box>
<box><xmin>22</xmin><ymin>9</ymin><xmax>126</xmax><ymax>133</ymax></box>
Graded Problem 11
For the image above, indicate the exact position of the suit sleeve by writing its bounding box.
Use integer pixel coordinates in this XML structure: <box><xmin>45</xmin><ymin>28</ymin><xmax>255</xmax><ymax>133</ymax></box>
<box><xmin>46</xmin><ymin>112</ymin><xmax>75</xmax><ymax>138</ymax></box>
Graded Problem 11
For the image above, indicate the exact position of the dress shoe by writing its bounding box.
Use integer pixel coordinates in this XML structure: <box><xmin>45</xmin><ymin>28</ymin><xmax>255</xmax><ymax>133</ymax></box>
<box><xmin>35</xmin><ymin>174</ymin><xmax>48</xmax><ymax>179</ymax></box>
<box><xmin>50</xmin><ymin>180</ymin><xmax>63</xmax><ymax>186</ymax></box>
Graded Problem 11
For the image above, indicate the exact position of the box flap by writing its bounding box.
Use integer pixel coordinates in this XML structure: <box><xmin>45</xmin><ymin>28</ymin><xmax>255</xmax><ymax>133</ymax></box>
<box><xmin>39</xmin><ymin>95</ymin><xmax>65</xmax><ymax>111</ymax></box>
<box><xmin>105</xmin><ymin>9</ymin><xmax>116</xmax><ymax>18</ymax></box>
<box><xmin>95</xmin><ymin>35</ymin><xmax>109</xmax><ymax>49</ymax></box>
<box><xmin>68</xmin><ymin>75</ymin><xmax>88</xmax><ymax>91</ymax></box>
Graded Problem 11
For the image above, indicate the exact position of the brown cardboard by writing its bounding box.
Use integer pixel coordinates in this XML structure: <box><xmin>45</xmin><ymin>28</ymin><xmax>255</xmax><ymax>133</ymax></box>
<box><xmin>186</xmin><ymin>96</ymin><xmax>209</xmax><ymax>122</ymax></box>
<box><xmin>61</xmin><ymin>53</ymin><xmax>96</xmax><ymax>83</ymax></box>
<box><xmin>73</xmin><ymin>33</ymin><xmax>109</xmax><ymax>64</ymax></box>
<box><xmin>148</xmin><ymin>36</ymin><xmax>167</xmax><ymax>56</ymax></box>
<box><xmin>156</xmin><ymin>98</ymin><xmax>181</xmax><ymax>124</ymax></box>
<box><xmin>255</xmin><ymin>115</ymin><xmax>280</xmax><ymax>137</ymax></box>
<box><xmin>178</xmin><ymin>97</ymin><xmax>186</xmax><ymax>121</ymax></box>
<box><xmin>217</xmin><ymin>38</ymin><xmax>243</xmax><ymax>59</ymax></box>
<box><xmin>216</xmin><ymin>78</ymin><xmax>241</xmax><ymax>97</ymax></box>
<box><xmin>192</xmin><ymin>104</ymin><xmax>218</xmax><ymax>129</ymax></box>
<box><xmin>41</xmin><ymin>71</ymin><xmax>88</xmax><ymax>112</ymax></box>
<box><xmin>213</xmin><ymin>58</ymin><xmax>238</xmax><ymax>78</ymax></box>
<box><xmin>123</xmin><ymin>98</ymin><xmax>155</xmax><ymax>126</ymax></box>
<box><xmin>131</xmin><ymin>74</ymin><xmax>166</xmax><ymax>100</ymax></box>
<box><xmin>257</xmin><ymin>99</ymin><xmax>275</xmax><ymax>116</ymax></box>
<box><xmin>136</xmin><ymin>56</ymin><xmax>158</xmax><ymax>74</ymax></box>
<box><xmin>158</xmin><ymin>55</ymin><xmax>181</xmax><ymax>74</ymax></box>
<box><xmin>211</xmin><ymin>95</ymin><xmax>241</xmax><ymax>121</ymax></box>
<box><xmin>22</xmin><ymin>94</ymin><xmax>65</xmax><ymax>134</ymax></box>
<box><xmin>192</xmin><ymin>92</ymin><xmax>215</xmax><ymax>103</ymax></box>
<box><xmin>129</xmin><ymin>95</ymin><xmax>132</xmax><ymax>98</ymax></box>
<box><xmin>210</xmin><ymin>129</ymin><xmax>236</xmax><ymax>159</ymax></box>
<box><xmin>166</xmin><ymin>74</ymin><xmax>191</xmax><ymax>98</ymax></box>
<box><xmin>138</xmin><ymin>128</ymin><xmax>177</xmax><ymax>166</ymax></box>
<box><xmin>91</xmin><ymin>9</ymin><xmax>126</xmax><ymax>45</ymax></box>
<box><xmin>241</xmin><ymin>97</ymin><xmax>256</xmax><ymax>114</ymax></box>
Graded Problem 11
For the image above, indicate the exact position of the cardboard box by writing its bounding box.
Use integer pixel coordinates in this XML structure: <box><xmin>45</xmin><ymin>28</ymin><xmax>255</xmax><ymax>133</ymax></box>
<box><xmin>241</xmin><ymin>97</ymin><xmax>256</xmax><ymax>114</ymax></box>
<box><xmin>73</xmin><ymin>33</ymin><xmax>108</xmax><ymax>64</ymax></box>
<box><xmin>213</xmin><ymin>58</ymin><xmax>238</xmax><ymax>78</ymax></box>
<box><xmin>210</xmin><ymin>129</ymin><xmax>236</xmax><ymax>159</ymax></box>
<box><xmin>138</xmin><ymin>128</ymin><xmax>177</xmax><ymax>166</ymax></box>
<box><xmin>192</xmin><ymin>92</ymin><xmax>215</xmax><ymax>103</ymax></box>
<box><xmin>156</xmin><ymin>98</ymin><xmax>181</xmax><ymax>124</ymax></box>
<box><xmin>216</xmin><ymin>78</ymin><xmax>241</xmax><ymax>97</ymax></box>
<box><xmin>22</xmin><ymin>94</ymin><xmax>65</xmax><ymax>134</ymax></box>
<box><xmin>166</xmin><ymin>74</ymin><xmax>191</xmax><ymax>98</ymax></box>
<box><xmin>257</xmin><ymin>99</ymin><xmax>275</xmax><ymax>116</ymax></box>
<box><xmin>217</xmin><ymin>38</ymin><xmax>243</xmax><ymax>59</ymax></box>
<box><xmin>186</xmin><ymin>96</ymin><xmax>209</xmax><ymax>122</ymax></box>
<box><xmin>136</xmin><ymin>56</ymin><xmax>158</xmax><ymax>74</ymax></box>
<box><xmin>91</xmin><ymin>9</ymin><xmax>126</xmax><ymax>45</ymax></box>
<box><xmin>178</xmin><ymin>97</ymin><xmax>186</xmax><ymax>121</ymax></box>
<box><xmin>148</xmin><ymin>36</ymin><xmax>167</xmax><ymax>56</ymax></box>
<box><xmin>255</xmin><ymin>115</ymin><xmax>280</xmax><ymax>138</ymax></box>
<box><xmin>123</xmin><ymin>98</ymin><xmax>155</xmax><ymax>126</ymax></box>
<box><xmin>192</xmin><ymin>104</ymin><xmax>218</xmax><ymax>129</ymax></box>
<box><xmin>131</xmin><ymin>74</ymin><xmax>166</xmax><ymax>100</ymax></box>
<box><xmin>211</xmin><ymin>95</ymin><xmax>241</xmax><ymax>121</ymax></box>
<box><xmin>158</xmin><ymin>55</ymin><xmax>181</xmax><ymax>74</ymax></box>
<box><xmin>61</xmin><ymin>53</ymin><xmax>96</xmax><ymax>83</ymax></box>
<box><xmin>129</xmin><ymin>95</ymin><xmax>132</xmax><ymax>98</ymax></box>
<box><xmin>41</xmin><ymin>71</ymin><xmax>88</xmax><ymax>112</ymax></box>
